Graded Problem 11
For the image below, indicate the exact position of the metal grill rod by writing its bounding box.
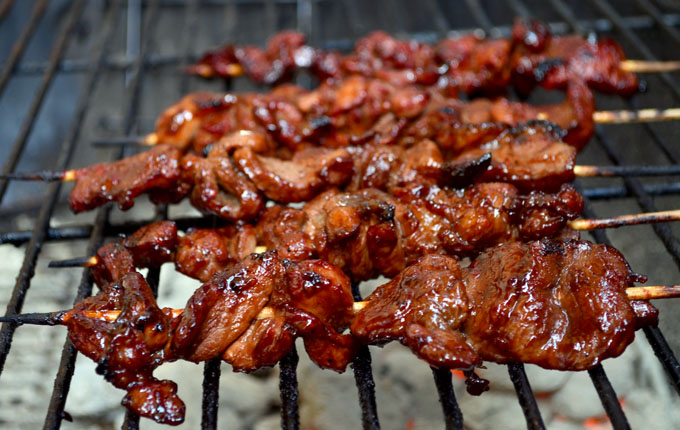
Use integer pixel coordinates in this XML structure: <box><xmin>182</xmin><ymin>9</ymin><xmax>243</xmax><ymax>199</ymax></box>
<box><xmin>0</xmin><ymin>0</ymin><xmax>87</xmax><ymax>378</ymax></box>
<box><xmin>39</xmin><ymin>2</ymin><xmax>124</xmax><ymax>427</ymax></box>
<box><xmin>507</xmin><ymin>363</ymin><xmax>546</xmax><ymax>430</ymax></box>
<box><xmin>0</xmin><ymin>0</ymin><xmax>49</xmax><ymax>97</ymax></box>
<box><xmin>0</xmin><ymin>0</ymin><xmax>86</xmax><ymax>205</ymax></box>
<box><xmin>548</xmin><ymin>0</ymin><xmax>680</xmax><ymax>413</ymax></box>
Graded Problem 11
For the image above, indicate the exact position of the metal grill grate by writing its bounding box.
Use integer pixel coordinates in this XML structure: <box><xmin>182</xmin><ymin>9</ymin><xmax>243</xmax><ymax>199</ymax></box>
<box><xmin>1</xmin><ymin>1</ymin><xmax>680</xmax><ymax>429</ymax></box>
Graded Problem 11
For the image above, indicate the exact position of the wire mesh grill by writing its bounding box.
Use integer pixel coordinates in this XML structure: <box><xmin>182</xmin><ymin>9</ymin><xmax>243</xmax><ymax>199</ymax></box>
<box><xmin>1</xmin><ymin>1</ymin><xmax>680</xmax><ymax>429</ymax></box>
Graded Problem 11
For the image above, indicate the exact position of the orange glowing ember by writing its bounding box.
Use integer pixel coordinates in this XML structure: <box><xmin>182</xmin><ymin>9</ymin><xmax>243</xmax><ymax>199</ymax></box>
<box><xmin>581</xmin><ymin>397</ymin><xmax>625</xmax><ymax>430</ymax></box>
<box><xmin>450</xmin><ymin>369</ymin><xmax>466</xmax><ymax>381</ymax></box>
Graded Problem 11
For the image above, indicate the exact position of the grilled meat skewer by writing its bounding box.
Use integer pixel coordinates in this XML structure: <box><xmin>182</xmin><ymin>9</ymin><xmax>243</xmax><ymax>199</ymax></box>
<box><xmin>189</xmin><ymin>19</ymin><xmax>647</xmax><ymax>97</ymax></box>
<box><xmin>52</xmin><ymin>182</ymin><xmax>584</xmax><ymax>284</ymax></box>
<box><xmin>2</xmin><ymin>239</ymin><xmax>660</xmax><ymax>424</ymax></box>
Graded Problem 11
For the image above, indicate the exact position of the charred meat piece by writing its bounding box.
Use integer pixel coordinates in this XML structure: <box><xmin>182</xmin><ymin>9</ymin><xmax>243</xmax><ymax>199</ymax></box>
<box><xmin>234</xmin><ymin>146</ymin><xmax>353</xmax><ymax>202</ymax></box>
<box><xmin>255</xmin><ymin>206</ymin><xmax>317</xmax><ymax>261</ymax></box>
<box><xmin>347</xmin><ymin>139</ymin><xmax>444</xmax><ymax>192</ymax></box>
<box><xmin>182</xmin><ymin>153</ymin><xmax>264</xmax><ymax>221</ymax></box>
<box><xmin>90</xmin><ymin>242</ymin><xmax>137</xmax><ymax>288</ymax></box>
<box><xmin>464</xmin><ymin>239</ymin><xmax>655</xmax><ymax>370</ymax></box>
<box><xmin>172</xmin><ymin>252</ymin><xmax>284</xmax><ymax>362</ymax></box>
<box><xmin>436</xmin><ymin>35</ymin><xmax>513</xmax><ymax>96</ymax></box>
<box><xmin>224</xmin><ymin>258</ymin><xmax>358</xmax><ymax>372</ymax></box>
<box><xmin>143</xmin><ymin>77</ymin><xmax>591</xmax><ymax>163</ymax></box>
<box><xmin>153</xmin><ymin>92</ymin><xmax>237</xmax><ymax>150</ymax></box>
<box><xmin>352</xmin><ymin>255</ymin><xmax>480</xmax><ymax>370</ymax></box>
<box><xmin>516</xmin><ymin>184</ymin><xmax>584</xmax><ymax>240</ymax></box>
<box><xmin>69</xmin><ymin>144</ymin><xmax>183</xmax><ymax>213</ymax></box>
<box><xmin>175</xmin><ymin>225</ymin><xmax>257</xmax><ymax>282</ymax></box>
<box><xmin>66</xmin><ymin>272</ymin><xmax>184</xmax><ymax>425</ymax></box>
<box><xmin>353</xmin><ymin>239</ymin><xmax>657</xmax><ymax>371</ymax></box>
<box><xmin>223</xmin><ymin>316</ymin><xmax>296</xmax><ymax>372</ymax></box>
<box><xmin>90</xmin><ymin>221</ymin><xmax>178</xmax><ymax>287</ymax></box>
<box><xmin>452</xmin><ymin>121</ymin><xmax>577</xmax><ymax>191</ymax></box>
<box><xmin>316</xmin><ymin>188</ymin><xmax>411</xmax><ymax>280</ymax></box>
<box><xmin>511</xmin><ymin>19</ymin><xmax>638</xmax><ymax>97</ymax></box>
<box><xmin>122</xmin><ymin>221</ymin><xmax>179</xmax><ymax>268</ymax></box>
<box><xmin>418</xmin><ymin>182</ymin><xmax>520</xmax><ymax>256</ymax></box>
<box><xmin>190</xmin><ymin>24</ymin><xmax>638</xmax><ymax>97</ymax></box>
<box><xmin>486</xmin><ymin>82</ymin><xmax>594</xmax><ymax>149</ymax></box>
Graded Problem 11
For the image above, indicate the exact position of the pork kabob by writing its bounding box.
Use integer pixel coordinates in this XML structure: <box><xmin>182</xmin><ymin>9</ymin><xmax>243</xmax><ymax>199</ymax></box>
<box><xmin>187</xmin><ymin>19</ymin><xmax>679</xmax><ymax>97</ymax></box>
<box><xmin>3</xmin><ymin>92</ymin><xmax>679</xmax><ymax>221</ymax></box>
<box><xmin>3</xmin><ymin>236</ymin><xmax>677</xmax><ymax>425</ymax></box>
<box><xmin>50</xmin><ymin>169</ymin><xmax>680</xmax><ymax>289</ymax></box>
<box><xmin>95</xmin><ymin>75</ymin><xmax>678</xmax><ymax>153</ymax></box>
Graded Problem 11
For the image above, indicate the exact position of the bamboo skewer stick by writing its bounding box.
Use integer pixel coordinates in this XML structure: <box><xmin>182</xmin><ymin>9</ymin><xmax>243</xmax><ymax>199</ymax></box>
<box><xmin>186</xmin><ymin>63</ymin><xmax>244</xmax><ymax>79</ymax></box>
<box><xmin>593</xmin><ymin>107</ymin><xmax>680</xmax><ymax>123</ymax></box>
<box><xmin>44</xmin><ymin>208</ymin><xmax>680</xmax><ymax>269</ymax></box>
<box><xmin>0</xmin><ymin>286</ymin><xmax>676</xmax><ymax>326</ymax></box>
<box><xmin>0</xmin><ymin>169</ymin><xmax>76</xmax><ymax>181</ymax></box>
<box><xmin>48</xmin><ymin>246</ymin><xmax>268</xmax><ymax>269</ymax></box>
<box><xmin>4</xmin><ymin>164</ymin><xmax>680</xmax><ymax>183</ymax></box>
<box><xmin>620</xmin><ymin>60</ymin><xmax>680</xmax><ymax>73</ymax></box>
<box><xmin>87</xmin><ymin>105</ymin><xmax>680</xmax><ymax>148</ymax></box>
<box><xmin>573</xmin><ymin>165</ymin><xmax>680</xmax><ymax>177</ymax></box>
<box><xmin>568</xmin><ymin>209</ymin><xmax>680</xmax><ymax>230</ymax></box>
<box><xmin>187</xmin><ymin>59</ymin><xmax>679</xmax><ymax>75</ymax></box>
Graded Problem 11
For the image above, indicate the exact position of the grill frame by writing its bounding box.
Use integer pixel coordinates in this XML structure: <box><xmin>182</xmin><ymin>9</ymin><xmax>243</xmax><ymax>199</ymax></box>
<box><xmin>1</xmin><ymin>1</ymin><xmax>680</xmax><ymax>429</ymax></box>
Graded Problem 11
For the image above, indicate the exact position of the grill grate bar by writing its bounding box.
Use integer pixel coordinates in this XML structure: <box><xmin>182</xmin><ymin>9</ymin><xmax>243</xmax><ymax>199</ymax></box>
<box><xmin>0</xmin><ymin>0</ymin><xmax>86</xmax><ymax>205</ymax></box>
<box><xmin>350</xmin><ymin>282</ymin><xmax>381</xmax><ymax>429</ymax></box>
<box><xmin>594</xmin><ymin>125</ymin><xmax>680</xmax><ymax>270</ymax></box>
<box><xmin>463</xmin><ymin>0</ymin><xmax>494</xmax><ymax>34</ymax></box>
<box><xmin>0</xmin><ymin>0</ymin><xmax>48</xmax><ymax>97</ymax></box>
<box><xmin>636</xmin><ymin>0</ymin><xmax>680</xmax><ymax>45</ymax></box>
<box><xmin>548</xmin><ymin>0</ymin><xmax>680</xmax><ymax>427</ymax></box>
<box><xmin>43</xmin><ymin>207</ymin><xmax>113</xmax><ymax>429</ymax></box>
<box><xmin>507</xmin><ymin>363</ymin><xmax>546</xmax><ymax>430</ymax></box>
<box><xmin>279</xmin><ymin>348</ymin><xmax>301</xmax><ymax>430</ymax></box>
<box><xmin>431</xmin><ymin>367</ymin><xmax>464</xmax><ymax>430</ymax></box>
<box><xmin>0</xmin><ymin>0</ymin><xmax>87</xmax><ymax>378</ymax></box>
<box><xmin>202</xmin><ymin>358</ymin><xmax>222</xmax><ymax>430</ymax></box>
<box><xmin>0</xmin><ymin>177</ymin><xmax>679</xmax><ymax>245</ymax></box>
<box><xmin>588</xmin><ymin>365</ymin><xmax>631</xmax><ymax>430</ymax></box>
<box><xmin>0</xmin><ymin>0</ymin><xmax>14</xmax><ymax>22</ymax></box>
<box><xmin>40</xmin><ymin>1</ymin><xmax>125</xmax><ymax>426</ymax></box>
<box><xmin>505</xmin><ymin>2</ymin><xmax>638</xmax><ymax>428</ymax></box>
<box><xmin>643</xmin><ymin>326</ymin><xmax>680</xmax><ymax>396</ymax></box>
<box><xmin>7</xmin><ymin>14</ymin><xmax>680</xmax><ymax>77</ymax></box>
<box><xmin>592</xmin><ymin>0</ymin><xmax>680</xmax><ymax>99</ymax></box>
<box><xmin>1</xmin><ymin>1</ymin><xmax>679</xmax><ymax>428</ymax></box>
